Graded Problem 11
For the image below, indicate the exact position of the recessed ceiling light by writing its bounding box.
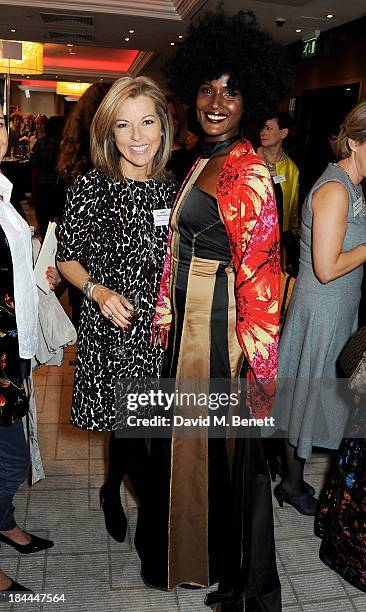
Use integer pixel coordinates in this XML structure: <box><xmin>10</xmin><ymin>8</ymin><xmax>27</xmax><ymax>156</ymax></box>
<box><xmin>346</xmin><ymin>87</ymin><xmax>351</xmax><ymax>91</ymax></box>
<box><xmin>129</xmin><ymin>29</ymin><xmax>135</xmax><ymax>34</ymax></box>
<box><xmin>10</xmin><ymin>28</ymin><xmax>16</xmax><ymax>33</ymax></box>
<box><xmin>326</xmin><ymin>14</ymin><xmax>334</xmax><ymax>18</ymax></box>
<box><xmin>67</xmin><ymin>43</ymin><xmax>74</xmax><ymax>47</ymax></box>
<box><xmin>170</xmin><ymin>42</ymin><xmax>175</xmax><ymax>46</ymax></box>
<box><xmin>178</xmin><ymin>35</ymin><xmax>183</xmax><ymax>39</ymax></box>
<box><xmin>296</xmin><ymin>28</ymin><xmax>302</xmax><ymax>33</ymax></box>
<box><xmin>124</xmin><ymin>37</ymin><xmax>130</xmax><ymax>42</ymax></box>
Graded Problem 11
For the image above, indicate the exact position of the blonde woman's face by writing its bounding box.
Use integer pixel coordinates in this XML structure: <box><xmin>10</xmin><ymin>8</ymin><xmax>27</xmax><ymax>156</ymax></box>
<box><xmin>113</xmin><ymin>94</ymin><xmax>162</xmax><ymax>177</ymax></box>
<box><xmin>0</xmin><ymin>113</ymin><xmax>8</xmax><ymax>163</ymax></box>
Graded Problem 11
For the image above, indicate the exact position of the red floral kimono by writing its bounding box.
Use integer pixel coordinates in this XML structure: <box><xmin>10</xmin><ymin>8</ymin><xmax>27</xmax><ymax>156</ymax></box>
<box><xmin>152</xmin><ymin>140</ymin><xmax>280</xmax><ymax>417</ymax></box>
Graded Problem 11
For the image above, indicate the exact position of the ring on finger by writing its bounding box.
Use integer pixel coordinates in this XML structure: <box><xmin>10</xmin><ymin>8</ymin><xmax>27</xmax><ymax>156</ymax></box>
<box><xmin>108</xmin><ymin>313</ymin><xmax>115</xmax><ymax>321</ymax></box>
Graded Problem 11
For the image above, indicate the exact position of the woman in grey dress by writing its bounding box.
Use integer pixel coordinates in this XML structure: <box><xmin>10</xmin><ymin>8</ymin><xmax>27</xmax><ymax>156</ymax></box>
<box><xmin>272</xmin><ymin>102</ymin><xmax>366</xmax><ymax>515</ymax></box>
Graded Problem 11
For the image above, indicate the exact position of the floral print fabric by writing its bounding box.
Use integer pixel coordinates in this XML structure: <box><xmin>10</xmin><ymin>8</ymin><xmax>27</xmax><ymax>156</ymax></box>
<box><xmin>316</xmin><ymin>410</ymin><xmax>366</xmax><ymax>592</ymax></box>
<box><xmin>0</xmin><ymin>226</ymin><xmax>28</xmax><ymax>425</ymax></box>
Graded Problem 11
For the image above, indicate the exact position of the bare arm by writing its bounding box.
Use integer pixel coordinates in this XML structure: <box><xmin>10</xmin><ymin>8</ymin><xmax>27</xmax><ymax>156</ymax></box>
<box><xmin>57</xmin><ymin>260</ymin><xmax>133</xmax><ymax>329</ymax></box>
<box><xmin>312</xmin><ymin>181</ymin><xmax>366</xmax><ymax>284</ymax></box>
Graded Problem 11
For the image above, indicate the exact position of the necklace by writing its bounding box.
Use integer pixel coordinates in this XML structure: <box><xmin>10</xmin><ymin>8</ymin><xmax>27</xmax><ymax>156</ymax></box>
<box><xmin>332</xmin><ymin>163</ymin><xmax>366</xmax><ymax>216</ymax></box>
<box><xmin>262</xmin><ymin>149</ymin><xmax>285</xmax><ymax>172</ymax></box>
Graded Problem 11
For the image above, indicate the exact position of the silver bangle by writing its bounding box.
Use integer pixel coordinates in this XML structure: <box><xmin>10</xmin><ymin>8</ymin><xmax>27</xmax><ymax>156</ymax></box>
<box><xmin>82</xmin><ymin>276</ymin><xmax>99</xmax><ymax>301</ymax></box>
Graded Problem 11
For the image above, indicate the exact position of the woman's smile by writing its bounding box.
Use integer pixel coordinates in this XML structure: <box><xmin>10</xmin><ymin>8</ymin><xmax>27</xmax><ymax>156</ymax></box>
<box><xmin>129</xmin><ymin>144</ymin><xmax>150</xmax><ymax>154</ymax></box>
<box><xmin>204</xmin><ymin>112</ymin><xmax>229</xmax><ymax>123</ymax></box>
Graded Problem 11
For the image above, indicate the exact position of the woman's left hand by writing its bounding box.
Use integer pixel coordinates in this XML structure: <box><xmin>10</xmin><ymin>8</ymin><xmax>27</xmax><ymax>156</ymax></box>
<box><xmin>45</xmin><ymin>266</ymin><xmax>61</xmax><ymax>290</ymax></box>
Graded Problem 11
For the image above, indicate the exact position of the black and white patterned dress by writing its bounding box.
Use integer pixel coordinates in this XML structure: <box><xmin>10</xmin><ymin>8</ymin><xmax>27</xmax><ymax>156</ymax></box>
<box><xmin>56</xmin><ymin>169</ymin><xmax>177</xmax><ymax>431</ymax></box>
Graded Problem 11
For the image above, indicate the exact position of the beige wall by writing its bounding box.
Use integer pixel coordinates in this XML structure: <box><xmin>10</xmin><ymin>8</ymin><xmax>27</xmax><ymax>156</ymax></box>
<box><xmin>10</xmin><ymin>83</ymin><xmax>58</xmax><ymax>117</ymax></box>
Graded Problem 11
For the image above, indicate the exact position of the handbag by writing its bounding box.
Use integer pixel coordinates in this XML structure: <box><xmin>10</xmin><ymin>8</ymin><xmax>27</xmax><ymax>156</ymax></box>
<box><xmin>35</xmin><ymin>289</ymin><xmax>77</xmax><ymax>366</ymax></box>
<box><xmin>32</xmin><ymin>237</ymin><xmax>77</xmax><ymax>367</ymax></box>
<box><xmin>339</xmin><ymin>326</ymin><xmax>366</xmax><ymax>396</ymax></box>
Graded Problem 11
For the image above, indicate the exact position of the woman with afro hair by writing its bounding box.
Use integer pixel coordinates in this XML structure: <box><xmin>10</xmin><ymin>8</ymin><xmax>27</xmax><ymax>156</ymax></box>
<box><xmin>135</xmin><ymin>8</ymin><xmax>290</xmax><ymax>611</ymax></box>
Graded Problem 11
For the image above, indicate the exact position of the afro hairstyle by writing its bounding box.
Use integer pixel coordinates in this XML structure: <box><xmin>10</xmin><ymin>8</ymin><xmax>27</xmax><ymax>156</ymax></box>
<box><xmin>164</xmin><ymin>7</ymin><xmax>291</xmax><ymax>123</ymax></box>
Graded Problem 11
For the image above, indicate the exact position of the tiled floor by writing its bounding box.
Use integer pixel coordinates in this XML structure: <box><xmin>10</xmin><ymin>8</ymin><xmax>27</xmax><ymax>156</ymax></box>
<box><xmin>2</xmin><ymin>203</ymin><xmax>364</xmax><ymax>610</ymax></box>
<box><xmin>0</xmin><ymin>348</ymin><xmax>364</xmax><ymax>611</ymax></box>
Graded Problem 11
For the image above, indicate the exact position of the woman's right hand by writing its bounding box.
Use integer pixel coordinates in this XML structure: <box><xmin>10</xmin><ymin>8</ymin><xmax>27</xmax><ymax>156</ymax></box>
<box><xmin>92</xmin><ymin>285</ymin><xmax>132</xmax><ymax>329</ymax></box>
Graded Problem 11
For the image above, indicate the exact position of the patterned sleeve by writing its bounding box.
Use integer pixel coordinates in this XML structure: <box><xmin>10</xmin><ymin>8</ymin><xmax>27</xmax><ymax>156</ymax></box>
<box><xmin>56</xmin><ymin>172</ymin><xmax>95</xmax><ymax>265</ymax></box>
<box><xmin>218</xmin><ymin>149</ymin><xmax>280</xmax><ymax>417</ymax></box>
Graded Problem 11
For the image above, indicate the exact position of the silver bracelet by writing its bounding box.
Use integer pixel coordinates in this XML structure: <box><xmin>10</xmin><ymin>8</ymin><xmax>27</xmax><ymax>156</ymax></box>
<box><xmin>82</xmin><ymin>276</ymin><xmax>99</xmax><ymax>301</ymax></box>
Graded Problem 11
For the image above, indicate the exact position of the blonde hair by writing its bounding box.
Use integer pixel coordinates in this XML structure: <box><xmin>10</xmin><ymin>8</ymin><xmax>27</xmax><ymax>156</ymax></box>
<box><xmin>91</xmin><ymin>76</ymin><xmax>173</xmax><ymax>181</ymax></box>
<box><xmin>335</xmin><ymin>101</ymin><xmax>366</xmax><ymax>160</ymax></box>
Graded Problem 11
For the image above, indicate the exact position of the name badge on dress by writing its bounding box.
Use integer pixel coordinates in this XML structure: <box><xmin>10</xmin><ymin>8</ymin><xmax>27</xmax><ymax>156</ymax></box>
<box><xmin>353</xmin><ymin>197</ymin><xmax>363</xmax><ymax>218</ymax></box>
<box><xmin>273</xmin><ymin>174</ymin><xmax>286</xmax><ymax>184</ymax></box>
<box><xmin>153</xmin><ymin>208</ymin><xmax>171</xmax><ymax>227</ymax></box>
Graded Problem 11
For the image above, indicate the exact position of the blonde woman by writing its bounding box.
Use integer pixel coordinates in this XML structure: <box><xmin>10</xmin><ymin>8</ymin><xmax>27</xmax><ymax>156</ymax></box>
<box><xmin>272</xmin><ymin>101</ymin><xmax>366</xmax><ymax>515</ymax></box>
<box><xmin>56</xmin><ymin>77</ymin><xmax>177</xmax><ymax>542</ymax></box>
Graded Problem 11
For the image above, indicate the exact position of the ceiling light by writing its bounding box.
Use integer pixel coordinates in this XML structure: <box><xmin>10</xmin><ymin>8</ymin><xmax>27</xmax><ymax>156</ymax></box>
<box><xmin>124</xmin><ymin>37</ymin><xmax>130</xmax><ymax>42</ymax></box>
<box><xmin>10</xmin><ymin>29</ymin><xmax>16</xmax><ymax>33</ymax></box>
<box><xmin>67</xmin><ymin>43</ymin><xmax>74</xmax><ymax>47</ymax></box>
<box><xmin>0</xmin><ymin>43</ymin><xmax>43</xmax><ymax>76</ymax></box>
<box><xmin>178</xmin><ymin>35</ymin><xmax>183</xmax><ymax>39</ymax></box>
<box><xmin>26</xmin><ymin>76</ymin><xmax>30</xmax><ymax>79</ymax></box>
<box><xmin>326</xmin><ymin>14</ymin><xmax>334</xmax><ymax>18</ymax></box>
<box><xmin>129</xmin><ymin>29</ymin><xmax>135</xmax><ymax>34</ymax></box>
<box><xmin>296</xmin><ymin>28</ymin><xmax>302</xmax><ymax>33</ymax></box>
<box><xmin>170</xmin><ymin>42</ymin><xmax>175</xmax><ymax>46</ymax></box>
<box><xmin>56</xmin><ymin>81</ymin><xmax>91</xmax><ymax>97</ymax></box>
<box><xmin>69</xmin><ymin>51</ymin><xmax>76</xmax><ymax>55</ymax></box>
<box><xmin>346</xmin><ymin>87</ymin><xmax>351</xmax><ymax>91</ymax></box>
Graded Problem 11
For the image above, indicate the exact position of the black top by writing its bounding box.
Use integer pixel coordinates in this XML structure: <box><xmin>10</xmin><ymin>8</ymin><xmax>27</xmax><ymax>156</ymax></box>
<box><xmin>272</xmin><ymin>178</ymin><xmax>283</xmax><ymax>241</ymax></box>
<box><xmin>176</xmin><ymin>185</ymin><xmax>231</xmax><ymax>290</ymax></box>
<box><xmin>166</xmin><ymin>148</ymin><xmax>196</xmax><ymax>185</ymax></box>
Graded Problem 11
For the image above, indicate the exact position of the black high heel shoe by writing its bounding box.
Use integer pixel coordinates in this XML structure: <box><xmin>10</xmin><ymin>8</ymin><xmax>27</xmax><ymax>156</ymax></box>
<box><xmin>0</xmin><ymin>578</ymin><xmax>33</xmax><ymax>602</ymax></box>
<box><xmin>268</xmin><ymin>457</ymin><xmax>316</xmax><ymax>496</ymax></box>
<box><xmin>0</xmin><ymin>532</ymin><xmax>53</xmax><ymax>554</ymax></box>
<box><xmin>99</xmin><ymin>483</ymin><xmax>127</xmax><ymax>543</ymax></box>
<box><xmin>273</xmin><ymin>483</ymin><xmax>318</xmax><ymax>516</ymax></box>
